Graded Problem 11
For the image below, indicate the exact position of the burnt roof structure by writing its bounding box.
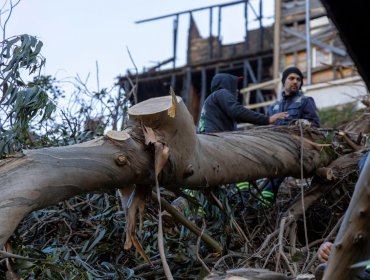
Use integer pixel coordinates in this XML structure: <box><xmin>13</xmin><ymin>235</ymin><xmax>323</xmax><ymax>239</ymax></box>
<box><xmin>118</xmin><ymin>0</ymin><xmax>363</xmax><ymax>125</ymax></box>
<box><xmin>119</xmin><ymin>1</ymin><xmax>275</xmax><ymax>123</ymax></box>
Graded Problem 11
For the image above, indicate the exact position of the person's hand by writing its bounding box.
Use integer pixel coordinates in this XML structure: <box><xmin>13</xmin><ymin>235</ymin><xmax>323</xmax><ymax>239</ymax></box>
<box><xmin>318</xmin><ymin>241</ymin><xmax>333</xmax><ymax>263</ymax></box>
<box><xmin>268</xmin><ymin>112</ymin><xmax>288</xmax><ymax>124</ymax></box>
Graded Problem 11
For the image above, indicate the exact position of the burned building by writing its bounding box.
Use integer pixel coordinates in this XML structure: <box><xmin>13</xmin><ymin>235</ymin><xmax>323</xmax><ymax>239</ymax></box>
<box><xmin>118</xmin><ymin>0</ymin><xmax>365</xmax><ymax>126</ymax></box>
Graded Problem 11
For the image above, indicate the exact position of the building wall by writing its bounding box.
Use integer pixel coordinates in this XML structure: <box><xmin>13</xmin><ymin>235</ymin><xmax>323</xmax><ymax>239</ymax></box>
<box><xmin>304</xmin><ymin>76</ymin><xmax>367</xmax><ymax>109</ymax></box>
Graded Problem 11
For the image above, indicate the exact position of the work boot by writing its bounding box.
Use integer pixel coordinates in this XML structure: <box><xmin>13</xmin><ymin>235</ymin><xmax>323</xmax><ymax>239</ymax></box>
<box><xmin>257</xmin><ymin>190</ymin><xmax>275</xmax><ymax>208</ymax></box>
<box><xmin>235</xmin><ymin>181</ymin><xmax>251</xmax><ymax>206</ymax></box>
<box><xmin>236</xmin><ymin>181</ymin><xmax>250</xmax><ymax>191</ymax></box>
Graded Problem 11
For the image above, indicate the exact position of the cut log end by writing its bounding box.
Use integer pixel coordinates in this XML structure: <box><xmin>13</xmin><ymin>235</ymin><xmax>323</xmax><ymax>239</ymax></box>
<box><xmin>128</xmin><ymin>95</ymin><xmax>181</xmax><ymax>116</ymax></box>
<box><xmin>316</xmin><ymin>167</ymin><xmax>334</xmax><ymax>180</ymax></box>
<box><xmin>106</xmin><ymin>130</ymin><xmax>131</xmax><ymax>141</ymax></box>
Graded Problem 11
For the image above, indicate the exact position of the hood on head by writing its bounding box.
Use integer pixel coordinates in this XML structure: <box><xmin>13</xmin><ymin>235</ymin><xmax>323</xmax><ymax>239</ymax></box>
<box><xmin>211</xmin><ymin>73</ymin><xmax>240</xmax><ymax>94</ymax></box>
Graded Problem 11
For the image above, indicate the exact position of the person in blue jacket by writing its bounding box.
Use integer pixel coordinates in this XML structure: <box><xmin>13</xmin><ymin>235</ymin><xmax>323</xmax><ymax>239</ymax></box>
<box><xmin>259</xmin><ymin>66</ymin><xmax>321</xmax><ymax>207</ymax></box>
<box><xmin>267</xmin><ymin>66</ymin><xmax>320</xmax><ymax>127</ymax></box>
<box><xmin>197</xmin><ymin>73</ymin><xmax>288</xmax><ymax>133</ymax></box>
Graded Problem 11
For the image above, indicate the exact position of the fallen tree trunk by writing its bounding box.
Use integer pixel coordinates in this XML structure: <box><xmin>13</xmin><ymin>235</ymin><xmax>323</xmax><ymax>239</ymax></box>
<box><xmin>0</xmin><ymin>95</ymin><xmax>334</xmax><ymax>248</ymax></box>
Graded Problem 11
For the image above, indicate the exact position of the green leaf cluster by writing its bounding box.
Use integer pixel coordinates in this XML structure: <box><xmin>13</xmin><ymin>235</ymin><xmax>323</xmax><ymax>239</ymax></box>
<box><xmin>0</xmin><ymin>35</ymin><xmax>56</xmax><ymax>158</ymax></box>
<box><xmin>318</xmin><ymin>102</ymin><xmax>365</xmax><ymax>128</ymax></box>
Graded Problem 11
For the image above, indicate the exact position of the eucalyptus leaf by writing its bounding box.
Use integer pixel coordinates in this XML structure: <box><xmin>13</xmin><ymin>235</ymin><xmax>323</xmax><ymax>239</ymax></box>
<box><xmin>86</xmin><ymin>227</ymin><xmax>107</xmax><ymax>252</ymax></box>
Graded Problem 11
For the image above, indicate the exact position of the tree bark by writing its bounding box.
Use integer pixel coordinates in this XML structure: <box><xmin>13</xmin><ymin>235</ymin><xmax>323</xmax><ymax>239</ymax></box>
<box><xmin>323</xmin><ymin>153</ymin><xmax>370</xmax><ymax>280</ymax></box>
<box><xmin>0</xmin><ymin>136</ymin><xmax>152</xmax><ymax>247</ymax></box>
<box><xmin>0</xmin><ymin>95</ymin><xmax>334</xmax><ymax>248</ymax></box>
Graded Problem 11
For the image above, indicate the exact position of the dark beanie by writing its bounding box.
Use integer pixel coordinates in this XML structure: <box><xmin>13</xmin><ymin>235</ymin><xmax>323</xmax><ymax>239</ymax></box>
<box><xmin>281</xmin><ymin>66</ymin><xmax>304</xmax><ymax>88</ymax></box>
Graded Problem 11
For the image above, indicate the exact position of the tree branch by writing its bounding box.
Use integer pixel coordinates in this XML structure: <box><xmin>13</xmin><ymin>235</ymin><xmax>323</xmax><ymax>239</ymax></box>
<box><xmin>0</xmin><ymin>96</ymin><xmax>335</xmax><ymax>250</ymax></box>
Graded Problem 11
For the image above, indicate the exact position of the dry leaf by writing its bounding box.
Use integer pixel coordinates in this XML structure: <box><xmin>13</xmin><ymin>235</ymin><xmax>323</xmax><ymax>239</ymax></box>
<box><xmin>142</xmin><ymin>125</ymin><xmax>157</xmax><ymax>145</ymax></box>
<box><xmin>168</xmin><ymin>87</ymin><xmax>177</xmax><ymax>118</ymax></box>
<box><xmin>118</xmin><ymin>186</ymin><xmax>152</xmax><ymax>265</ymax></box>
<box><xmin>154</xmin><ymin>143</ymin><xmax>170</xmax><ymax>177</ymax></box>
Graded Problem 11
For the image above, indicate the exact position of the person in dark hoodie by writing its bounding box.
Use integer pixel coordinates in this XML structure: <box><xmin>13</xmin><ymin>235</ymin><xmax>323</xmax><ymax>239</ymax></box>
<box><xmin>258</xmin><ymin>66</ymin><xmax>320</xmax><ymax>207</ymax></box>
<box><xmin>197</xmin><ymin>73</ymin><xmax>288</xmax><ymax>134</ymax></box>
<box><xmin>196</xmin><ymin>72</ymin><xmax>288</xmax><ymax>205</ymax></box>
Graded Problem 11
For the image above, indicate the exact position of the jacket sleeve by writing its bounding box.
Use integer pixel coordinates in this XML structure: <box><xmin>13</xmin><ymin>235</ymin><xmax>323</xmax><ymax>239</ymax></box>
<box><xmin>302</xmin><ymin>97</ymin><xmax>320</xmax><ymax>127</ymax></box>
<box><xmin>216</xmin><ymin>91</ymin><xmax>270</xmax><ymax>125</ymax></box>
<box><xmin>267</xmin><ymin>101</ymin><xmax>278</xmax><ymax>117</ymax></box>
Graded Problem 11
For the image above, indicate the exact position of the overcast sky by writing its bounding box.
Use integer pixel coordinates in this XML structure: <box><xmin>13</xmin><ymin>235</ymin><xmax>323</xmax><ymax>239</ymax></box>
<box><xmin>5</xmin><ymin>0</ymin><xmax>274</xmax><ymax>92</ymax></box>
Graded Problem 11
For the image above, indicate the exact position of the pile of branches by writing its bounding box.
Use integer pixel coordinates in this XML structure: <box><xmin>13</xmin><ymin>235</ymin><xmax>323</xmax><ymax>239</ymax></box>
<box><xmin>1</xmin><ymin>114</ymin><xmax>369</xmax><ymax>280</ymax></box>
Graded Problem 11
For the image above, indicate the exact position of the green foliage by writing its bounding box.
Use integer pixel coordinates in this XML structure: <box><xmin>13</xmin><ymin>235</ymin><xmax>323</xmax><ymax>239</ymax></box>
<box><xmin>0</xmin><ymin>35</ymin><xmax>56</xmax><ymax>158</ymax></box>
<box><xmin>318</xmin><ymin>102</ymin><xmax>365</xmax><ymax>128</ymax></box>
<box><xmin>10</xmin><ymin>193</ymin><xmax>138</xmax><ymax>279</ymax></box>
<box><xmin>7</xmin><ymin>189</ymin><xmax>232</xmax><ymax>279</ymax></box>
<box><xmin>0</xmin><ymin>33</ymin><xmax>133</xmax><ymax>158</ymax></box>
<box><xmin>9</xmin><ymin>191</ymin><xmax>213</xmax><ymax>279</ymax></box>
<box><xmin>4</xmin><ymin>177</ymin><xmax>356</xmax><ymax>279</ymax></box>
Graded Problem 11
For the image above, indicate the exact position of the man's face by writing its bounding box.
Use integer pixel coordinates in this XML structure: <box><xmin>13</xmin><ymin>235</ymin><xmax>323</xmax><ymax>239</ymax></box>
<box><xmin>284</xmin><ymin>73</ymin><xmax>302</xmax><ymax>95</ymax></box>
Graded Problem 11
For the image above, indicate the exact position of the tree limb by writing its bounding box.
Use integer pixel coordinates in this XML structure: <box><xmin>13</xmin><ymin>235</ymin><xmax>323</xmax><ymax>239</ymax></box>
<box><xmin>0</xmin><ymin>96</ymin><xmax>335</xmax><ymax>250</ymax></box>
